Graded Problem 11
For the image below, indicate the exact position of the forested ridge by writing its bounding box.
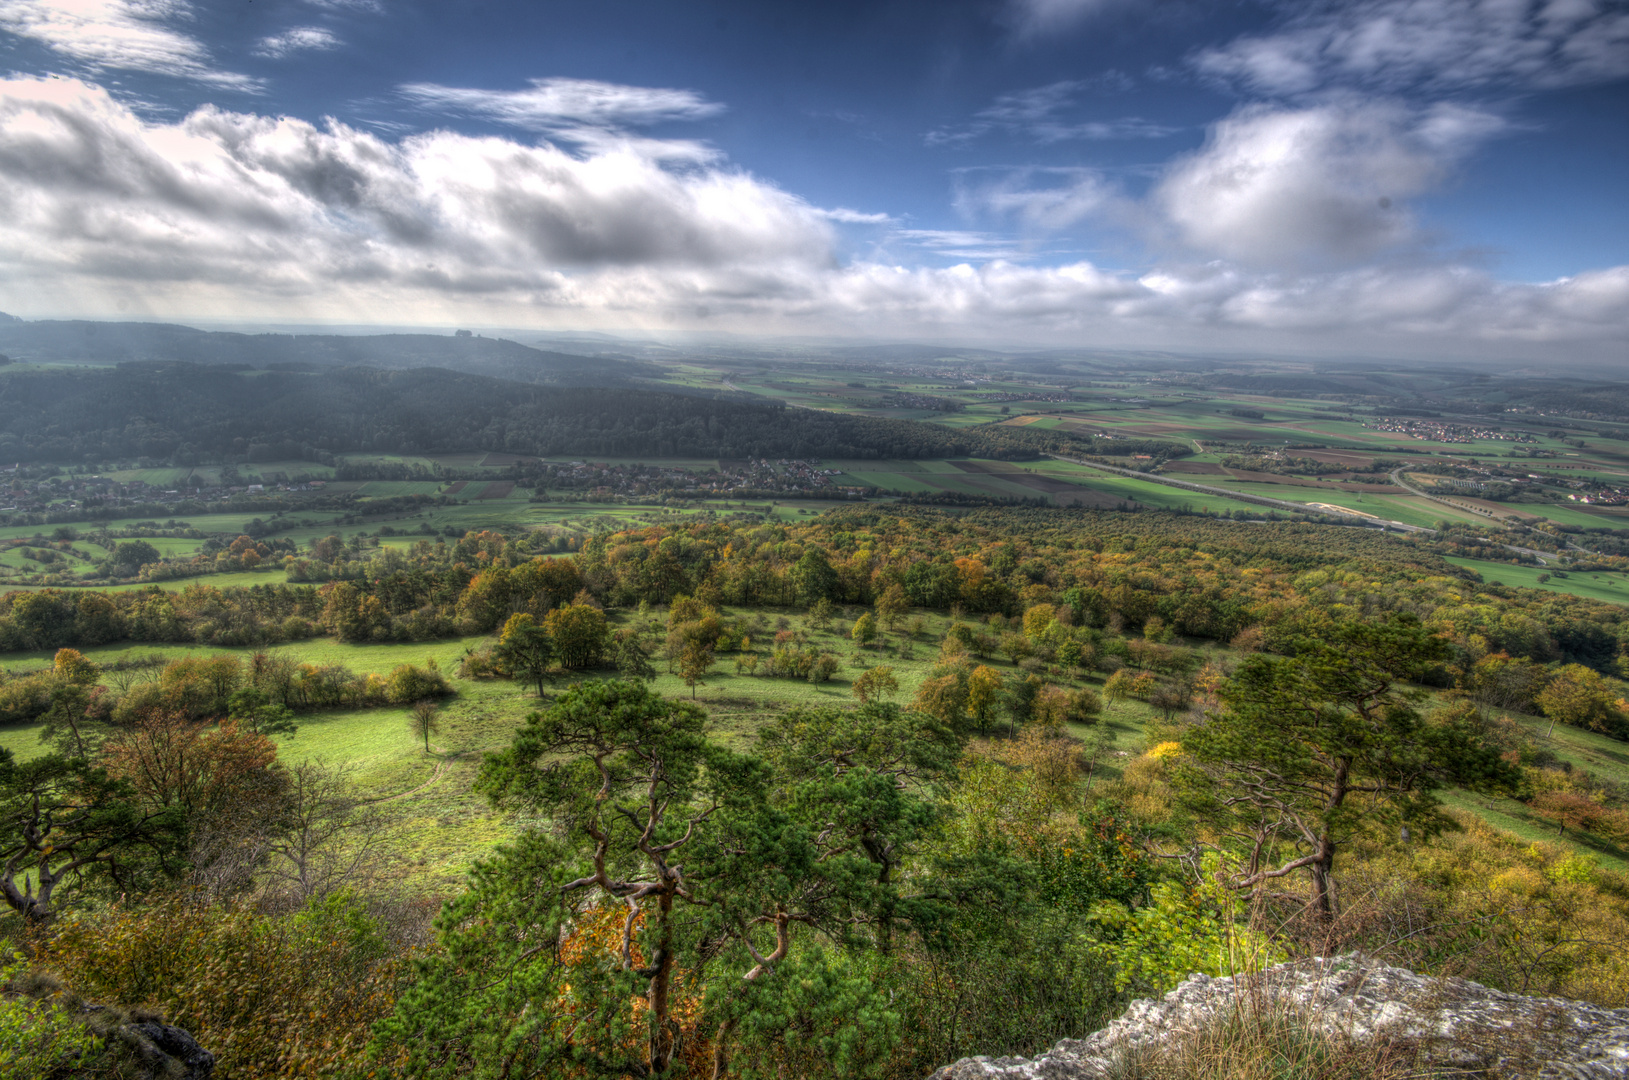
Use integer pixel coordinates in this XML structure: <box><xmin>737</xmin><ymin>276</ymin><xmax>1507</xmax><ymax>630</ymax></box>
<box><xmin>0</xmin><ymin>316</ymin><xmax>658</xmax><ymax>385</ymax></box>
<box><xmin>0</xmin><ymin>365</ymin><xmax>1098</xmax><ymax>463</ymax></box>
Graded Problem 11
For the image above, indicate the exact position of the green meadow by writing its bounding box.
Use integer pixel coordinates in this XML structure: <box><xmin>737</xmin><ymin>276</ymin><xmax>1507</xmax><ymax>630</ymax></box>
<box><xmin>1444</xmin><ymin>556</ymin><xmax>1629</xmax><ymax>605</ymax></box>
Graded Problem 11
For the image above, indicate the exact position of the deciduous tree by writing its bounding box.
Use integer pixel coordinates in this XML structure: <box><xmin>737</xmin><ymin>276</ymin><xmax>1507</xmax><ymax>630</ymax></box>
<box><xmin>1536</xmin><ymin>663</ymin><xmax>1627</xmax><ymax>737</ymax></box>
<box><xmin>494</xmin><ymin>612</ymin><xmax>554</xmax><ymax>696</ymax></box>
<box><xmin>678</xmin><ymin>639</ymin><xmax>716</xmax><ymax>698</ymax></box>
<box><xmin>408</xmin><ymin>700</ymin><xmax>440</xmax><ymax>754</ymax></box>
<box><xmin>851</xmin><ymin>665</ymin><xmax>899</xmax><ymax>704</ymax></box>
<box><xmin>544</xmin><ymin>602</ymin><xmax>610</xmax><ymax>670</ymax></box>
<box><xmin>966</xmin><ymin>665</ymin><xmax>1004</xmax><ymax>734</ymax></box>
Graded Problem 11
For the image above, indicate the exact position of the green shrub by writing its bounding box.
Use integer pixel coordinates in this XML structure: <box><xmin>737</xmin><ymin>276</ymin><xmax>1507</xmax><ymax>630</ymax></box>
<box><xmin>0</xmin><ymin>956</ymin><xmax>104</xmax><ymax>1080</ymax></box>
<box><xmin>0</xmin><ymin>673</ymin><xmax>55</xmax><ymax>725</ymax></box>
<box><xmin>384</xmin><ymin>662</ymin><xmax>450</xmax><ymax>705</ymax></box>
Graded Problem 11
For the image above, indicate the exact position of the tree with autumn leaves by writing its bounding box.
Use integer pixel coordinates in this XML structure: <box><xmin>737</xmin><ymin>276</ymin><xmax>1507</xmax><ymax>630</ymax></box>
<box><xmin>0</xmin><ymin>702</ymin><xmax>283</xmax><ymax>924</ymax></box>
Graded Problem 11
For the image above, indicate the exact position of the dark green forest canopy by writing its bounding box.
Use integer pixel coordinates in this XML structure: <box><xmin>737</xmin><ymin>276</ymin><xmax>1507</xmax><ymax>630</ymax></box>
<box><xmin>0</xmin><ymin>365</ymin><xmax>1138</xmax><ymax>463</ymax></box>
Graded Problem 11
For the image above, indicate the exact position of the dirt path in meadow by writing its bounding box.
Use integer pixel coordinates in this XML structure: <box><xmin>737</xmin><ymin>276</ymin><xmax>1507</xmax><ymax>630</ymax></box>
<box><xmin>371</xmin><ymin>748</ymin><xmax>469</xmax><ymax>803</ymax></box>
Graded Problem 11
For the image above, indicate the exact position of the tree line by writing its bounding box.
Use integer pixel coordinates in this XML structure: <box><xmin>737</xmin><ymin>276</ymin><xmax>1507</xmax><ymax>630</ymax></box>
<box><xmin>3</xmin><ymin>507</ymin><xmax>1625</xmax><ymax>672</ymax></box>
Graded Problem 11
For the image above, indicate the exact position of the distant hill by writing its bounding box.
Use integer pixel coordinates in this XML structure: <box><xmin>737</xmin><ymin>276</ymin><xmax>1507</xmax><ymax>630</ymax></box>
<box><xmin>0</xmin><ymin>317</ymin><xmax>657</xmax><ymax>385</ymax></box>
<box><xmin>0</xmin><ymin>363</ymin><xmax>1094</xmax><ymax>463</ymax></box>
<box><xmin>821</xmin><ymin>343</ymin><xmax>1011</xmax><ymax>362</ymax></box>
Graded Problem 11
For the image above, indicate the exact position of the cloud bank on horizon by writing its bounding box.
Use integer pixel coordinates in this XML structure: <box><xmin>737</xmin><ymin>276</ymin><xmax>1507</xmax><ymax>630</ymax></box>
<box><xmin>0</xmin><ymin>0</ymin><xmax>1623</xmax><ymax>360</ymax></box>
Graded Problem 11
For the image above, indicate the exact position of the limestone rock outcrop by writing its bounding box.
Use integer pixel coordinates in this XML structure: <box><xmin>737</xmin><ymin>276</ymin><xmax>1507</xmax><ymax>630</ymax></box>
<box><xmin>929</xmin><ymin>954</ymin><xmax>1629</xmax><ymax>1079</ymax></box>
<box><xmin>120</xmin><ymin>1017</ymin><xmax>216</xmax><ymax>1079</ymax></box>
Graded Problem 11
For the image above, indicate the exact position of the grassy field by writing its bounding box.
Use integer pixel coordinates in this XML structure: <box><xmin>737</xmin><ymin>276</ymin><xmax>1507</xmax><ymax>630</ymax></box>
<box><xmin>636</xmin><ymin>356</ymin><xmax>1629</xmax><ymax>542</ymax></box>
<box><xmin>1031</xmin><ymin>459</ymin><xmax>1282</xmax><ymax>514</ymax></box>
<box><xmin>1443</xmin><ymin>556</ymin><xmax>1629</xmax><ymax>605</ymax></box>
<box><xmin>1177</xmin><ymin>479</ymin><xmax>1473</xmax><ymax>529</ymax></box>
<box><xmin>0</xmin><ymin>609</ymin><xmax>1160</xmax><ymax>892</ymax></box>
<box><xmin>9</xmin><ymin>366</ymin><xmax>1626</xmax><ymax>571</ymax></box>
<box><xmin>1440</xmin><ymin>706</ymin><xmax>1629</xmax><ymax>874</ymax></box>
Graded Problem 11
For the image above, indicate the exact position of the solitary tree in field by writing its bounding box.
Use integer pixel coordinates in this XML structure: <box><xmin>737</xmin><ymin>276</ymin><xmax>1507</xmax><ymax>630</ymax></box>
<box><xmin>678</xmin><ymin>640</ymin><xmax>715</xmax><ymax>698</ymax></box>
<box><xmin>1177</xmin><ymin>615</ymin><xmax>1517</xmax><ymax>921</ymax></box>
<box><xmin>1102</xmin><ymin>668</ymin><xmax>1136</xmax><ymax>712</ymax></box>
<box><xmin>966</xmin><ymin>665</ymin><xmax>1004</xmax><ymax>734</ymax></box>
<box><xmin>875</xmin><ymin>583</ymin><xmax>909</xmax><ymax>632</ymax></box>
<box><xmin>851</xmin><ymin>665</ymin><xmax>899</xmax><ymax>704</ymax></box>
<box><xmin>495</xmin><ymin>612</ymin><xmax>554</xmax><ymax>696</ymax></box>
<box><xmin>409</xmin><ymin>700</ymin><xmax>440</xmax><ymax>754</ymax></box>
<box><xmin>1528</xmin><ymin>790</ymin><xmax>1615</xmax><ymax>837</ymax></box>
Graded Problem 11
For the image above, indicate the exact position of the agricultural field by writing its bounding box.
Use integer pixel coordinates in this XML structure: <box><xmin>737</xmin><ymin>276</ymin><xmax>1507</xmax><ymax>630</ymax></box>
<box><xmin>1169</xmin><ymin>479</ymin><xmax>1458</xmax><ymax>529</ymax></box>
<box><xmin>4</xmin><ymin>356</ymin><xmax>1627</xmax><ymax>601</ymax></box>
<box><xmin>635</xmin><ymin>354</ymin><xmax>1629</xmax><ymax>548</ymax></box>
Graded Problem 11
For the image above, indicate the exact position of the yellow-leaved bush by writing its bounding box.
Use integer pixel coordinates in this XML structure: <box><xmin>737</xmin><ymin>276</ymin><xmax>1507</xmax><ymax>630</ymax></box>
<box><xmin>33</xmin><ymin>893</ymin><xmax>413</xmax><ymax>1080</ymax></box>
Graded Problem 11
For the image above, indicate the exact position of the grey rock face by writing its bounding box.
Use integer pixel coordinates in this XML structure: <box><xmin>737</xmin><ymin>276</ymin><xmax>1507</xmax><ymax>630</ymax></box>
<box><xmin>928</xmin><ymin>954</ymin><xmax>1629</xmax><ymax>1080</ymax></box>
<box><xmin>126</xmin><ymin>1020</ymin><xmax>216</xmax><ymax>1079</ymax></box>
<box><xmin>74</xmin><ymin>1005</ymin><xmax>216</xmax><ymax>1079</ymax></box>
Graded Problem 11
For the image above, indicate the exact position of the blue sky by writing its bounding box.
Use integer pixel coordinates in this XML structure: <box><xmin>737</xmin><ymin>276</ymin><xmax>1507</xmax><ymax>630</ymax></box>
<box><xmin>0</xmin><ymin>0</ymin><xmax>1624</xmax><ymax>362</ymax></box>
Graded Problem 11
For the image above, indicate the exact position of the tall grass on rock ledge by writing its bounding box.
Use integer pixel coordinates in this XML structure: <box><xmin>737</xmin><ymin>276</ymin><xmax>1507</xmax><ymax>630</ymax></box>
<box><xmin>1102</xmin><ymin>1002</ymin><xmax>1436</xmax><ymax>1080</ymax></box>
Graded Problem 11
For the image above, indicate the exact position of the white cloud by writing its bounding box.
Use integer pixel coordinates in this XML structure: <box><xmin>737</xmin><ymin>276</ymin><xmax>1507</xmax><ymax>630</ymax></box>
<box><xmin>0</xmin><ymin>76</ymin><xmax>1621</xmax><ymax>359</ymax></box>
<box><xmin>927</xmin><ymin>80</ymin><xmax>1175</xmax><ymax>146</ymax></box>
<box><xmin>253</xmin><ymin>26</ymin><xmax>341</xmax><ymax>59</ymax></box>
<box><xmin>1154</xmin><ymin>100</ymin><xmax>1505</xmax><ymax>268</ymax></box>
<box><xmin>1007</xmin><ymin>0</ymin><xmax>1130</xmax><ymax>37</ymax></box>
<box><xmin>890</xmin><ymin>229</ymin><xmax>1025</xmax><ymax>259</ymax></box>
<box><xmin>819</xmin><ymin>207</ymin><xmax>894</xmax><ymax>224</ymax></box>
<box><xmin>304</xmin><ymin>0</ymin><xmax>382</xmax><ymax>11</ymax></box>
<box><xmin>1196</xmin><ymin>0</ymin><xmax>1629</xmax><ymax>95</ymax></box>
<box><xmin>399</xmin><ymin>77</ymin><xmax>724</xmax><ymax>134</ymax></box>
<box><xmin>780</xmin><ymin>260</ymin><xmax>1629</xmax><ymax>359</ymax></box>
<box><xmin>978</xmin><ymin>81</ymin><xmax>1081</xmax><ymax>125</ymax></box>
<box><xmin>955</xmin><ymin>167</ymin><xmax>1124</xmax><ymax>232</ymax></box>
<box><xmin>1034</xmin><ymin>117</ymin><xmax>1178</xmax><ymax>142</ymax></box>
<box><xmin>0</xmin><ymin>0</ymin><xmax>256</xmax><ymax>89</ymax></box>
<box><xmin>0</xmin><ymin>76</ymin><xmax>829</xmax><ymax>292</ymax></box>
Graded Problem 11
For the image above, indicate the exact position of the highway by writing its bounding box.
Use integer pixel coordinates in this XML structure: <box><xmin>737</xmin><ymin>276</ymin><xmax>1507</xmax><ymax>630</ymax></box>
<box><xmin>1388</xmin><ymin>468</ymin><xmax>1581</xmax><ymax>561</ymax></box>
<box><xmin>1047</xmin><ymin>454</ymin><xmax>1428</xmax><ymax>532</ymax></box>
